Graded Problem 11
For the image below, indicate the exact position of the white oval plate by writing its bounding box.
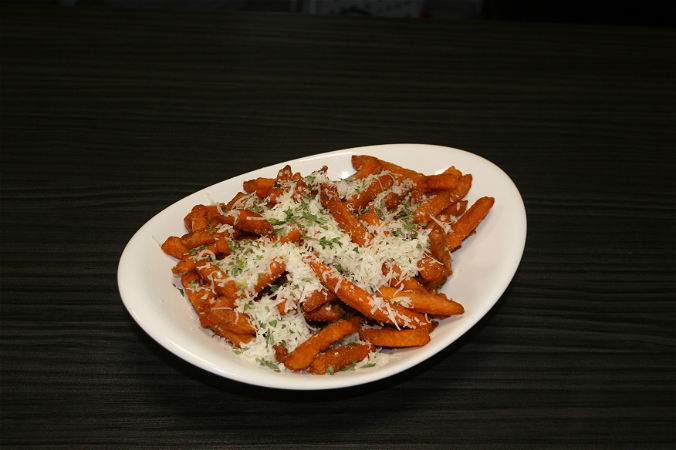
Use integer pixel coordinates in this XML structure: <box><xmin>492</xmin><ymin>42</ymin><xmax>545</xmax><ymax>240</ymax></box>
<box><xmin>118</xmin><ymin>144</ymin><xmax>526</xmax><ymax>390</ymax></box>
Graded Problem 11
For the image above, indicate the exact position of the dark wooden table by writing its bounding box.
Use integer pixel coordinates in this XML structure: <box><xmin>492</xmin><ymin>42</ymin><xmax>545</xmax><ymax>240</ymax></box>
<box><xmin>2</xmin><ymin>5</ymin><xmax>674</xmax><ymax>449</ymax></box>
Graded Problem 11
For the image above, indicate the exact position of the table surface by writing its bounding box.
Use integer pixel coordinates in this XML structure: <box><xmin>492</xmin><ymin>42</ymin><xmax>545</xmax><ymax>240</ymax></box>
<box><xmin>1</xmin><ymin>5</ymin><xmax>674</xmax><ymax>449</ymax></box>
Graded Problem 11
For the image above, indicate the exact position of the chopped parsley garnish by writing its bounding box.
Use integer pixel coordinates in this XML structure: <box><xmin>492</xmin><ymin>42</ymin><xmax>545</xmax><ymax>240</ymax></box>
<box><xmin>257</xmin><ymin>358</ymin><xmax>281</xmax><ymax>372</ymax></box>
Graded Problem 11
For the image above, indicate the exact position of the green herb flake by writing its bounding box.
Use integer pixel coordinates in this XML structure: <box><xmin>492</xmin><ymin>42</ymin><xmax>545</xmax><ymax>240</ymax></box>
<box><xmin>257</xmin><ymin>358</ymin><xmax>281</xmax><ymax>372</ymax></box>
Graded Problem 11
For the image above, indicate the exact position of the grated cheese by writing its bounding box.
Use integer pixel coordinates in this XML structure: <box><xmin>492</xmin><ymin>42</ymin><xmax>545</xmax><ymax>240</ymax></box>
<box><xmin>186</xmin><ymin>165</ymin><xmax>447</xmax><ymax>373</ymax></box>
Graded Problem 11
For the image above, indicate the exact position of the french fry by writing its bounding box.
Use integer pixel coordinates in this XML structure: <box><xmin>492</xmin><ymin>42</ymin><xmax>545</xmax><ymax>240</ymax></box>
<box><xmin>417</xmin><ymin>253</ymin><xmax>450</xmax><ymax>281</ymax></box>
<box><xmin>359</xmin><ymin>209</ymin><xmax>382</xmax><ymax>230</ymax></box>
<box><xmin>264</xmin><ymin>165</ymin><xmax>294</xmax><ymax>205</ymax></box>
<box><xmin>428</xmin><ymin>226</ymin><xmax>452</xmax><ymax>274</ymax></box>
<box><xmin>301</xmin><ymin>287</ymin><xmax>338</xmax><ymax>312</ymax></box>
<box><xmin>303</xmin><ymin>302</ymin><xmax>345</xmax><ymax>322</ymax></box>
<box><xmin>195</xmin><ymin>259</ymin><xmax>241</xmax><ymax>300</ymax></box>
<box><xmin>304</xmin><ymin>254</ymin><xmax>431</xmax><ymax>329</ymax></box>
<box><xmin>276</xmin><ymin>294</ymin><xmax>296</xmax><ymax>315</ymax></box>
<box><xmin>359</xmin><ymin>327</ymin><xmax>431</xmax><ymax>347</ymax></box>
<box><xmin>412</xmin><ymin>189</ymin><xmax>456</xmax><ymax>224</ymax></box>
<box><xmin>223</xmin><ymin>192</ymin><xmax>248</xmax><ymax>211</ymax></box>
<box><xmin>161</xmin><ymin>236</ymin><xmax>189</xmax><ymax>259</ymax></box>
<box><xmin>344</xmin><ymin>173</ymin><xmax>395</xmax><ymax>213</ymax></box>
<box><xmin>447</xmin><ymin>196</ymin><xmax>495</xmax><ymax>251</ymax></box>
<box><xmin>379</xmin><ymin>286</ymin><xmax>464</xmax><ymax>316</ymax></box>
<box><xmin>374</xmin><ymin>158</ymin><xmax>428</xmax><ymax>190</ymax></box>
<box><xmin>292</xmin><ymin>178</ymin><xmax>311</xmax><ymax>203</ymax></box>
<box><xmin>350</xmin><ymin>155</ymin><xmax>381</xmax><ymax>180</ymax></box>
<box><xmin>441</xmin><ymin>199</ymin><xmax>468</xmax><ymax>217</ymax></box>
<box><xmin>246</xmin><ymin>256</ymin><xmax>286</xmax><ymax>298</ymax></box>
<box><xmin>268</xmin><ymin>223</ymin><xmax>303</xmax><ymax>245</ymax></box>
<box><xmin>183</xmin><ymin>204</ymin><xmax>209</xmax><ymax>232</ymax></box>
<box><xmin>380</xmin><ymin>192</ymin><xmax>402</xmax><ymax>211</ymax></box>
<box><xmin>273</xmin><ymin>343</ymin><xmax>288</xmax><ymax>362</ymax></box>
<box><xmin>280</xmin><ymin>317</ymin><xmax>362</xmax><ymax>371</ymax></box>
<box><xmin>309</xmin><ymin>341</ymin><xmax>374</xmax><ymax>375</ymax></box>
<box><xmin>212</xmin><ymin>294</ymin><xmax>237</xmax><ymax>310</ymax></box>
<box><xmin>320</xmin><ymin>183</ymin><xmax>372</xmax><ymax>246</ymax></box>
<box><xmin>181</xmin><ymin>270</ymin><xmax>217</xmax><ymax>315</ymax></box>
<box><xmin>180</xmin><ymin>226</ymin><xmax>233</xmax><ymax>250</ymax></box>
<box><xmin>200</xmin><ymin>308</ymin><xmax>256</xmax><ymax>335</ymax></box>
<box><xmin>243</xmin><ymin>177</ymin><xmax>275</xmax><ymax>198</ymax></box>
<box><xmin>171</xmin><ymin>243</ymin><xmax>220</xmax><ymax>275</ymax></box>
<box><xmin>382</xmin><ymin>263</ymin><xmax>427</xmax><ymax>293</ymax></box>
<box><xmin>212</xmin><ymin>209</ymin><xmax>274</xmax><ymax>236</ymax></box>
<box><xmin>209</xmin><ymin>324</ymin><xmax>255</xmax><ymax>348</ymax></box>
<box><xmin>427</xmin><ymin>173</ymin><xmax>458</xmax><ymax>191</ymax></box>
<box><xmin>442</xmin><ymin>166</ymin><xmax>463</xmax><ymax>178</ymax></box>
<box><xmin>449</xmin><ymin>174</ymin><xmax>473</xmax><ymax>203</ymax></box>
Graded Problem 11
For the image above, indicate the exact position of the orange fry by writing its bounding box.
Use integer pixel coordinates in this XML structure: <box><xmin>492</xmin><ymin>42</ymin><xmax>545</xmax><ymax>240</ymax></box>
<box><xmin>443</xmin><ymin>166</ymin><xmax>463</xmax><ymax>178</ymax></box>
<box><xmin>359</xmin><ymin>209</ymin><xmax>382</xmax><ymax>229</ymax></box>
<box><xmin>281</xmin><ymin>317</ymin><xmax>362</xmax><ymax>371</ymax></box>
<box><xmin>320</xmin><ymin>183</ymin><xmax>372</xmax><ymax>246</ymax></box>
<box><xmin>212</xmin><ymin>209</ymin><xmax>274</xmax><ymax>236</ymax></box>
<box><xmin>428</xmin><ymin>226</ymin><xmax>452</xmax><ymax>274</ymax></box>
<box><xmin>412</xmin><ymin>173</ymin><xmax>473</xmax><ymax>224</ymax></box>
<box><xmin>180</xmin><ymin>226</ymin><xmax>234</xmax><ymax>250</ymax></box>
<box><xmin>350</xmin><ymin>155</ymin><xmax>381</xmax><ymax>180</ymax></box>
<box><xmin>208</xmin><ymin>325</ymin><xmax>255</xmax><ymax>348</ymax></box>
<box><xmin>268</xmin><ymin>223</ymin><xmax>303</xmax><ymax>245</ymax></box>
<box><xmin>243</xmin><ymin>177</ymin><xmax>275</xmax><ymax>198</ymax></box>
<box><xmin>304</xmin><ymin>254</ymin><xmax>431</xmax><ymax>329</ymax></box>
<box><xmin>183</xmin><ymin>204</ymin><xmax>209</xmax><ymax>232</ymax></box>
<box><xmin>211</xmin><ymin>294</ymin><xmax>237</xmax><ymax>310</ymax></box>
<box><xmin>309</xmin><ymin>341</ymin><xmax>374</xmax><ymax>374</ymax></box>
<box><xmin>441</xmin><ymin>199</ymin><xmax>468</xmax><ymax>217</ymax></box>
<box><xmin>417</xmin><ymin>253</ymin><xmax>449</xmax><ymax>281</ymax></box>
<box><xmin>172</xmin><ymin>242</ymin><xmax>220</xmax><ymax>275</ymax></box>
<box><xmin>247</xmin><ymin>256</ymin><xmax>286</xmax><ymax>298</ymax></box>
<box><xmin>427</xmin><ymin>173</ymin><xmax>458</xmax><ymax>191</ymax></box>
<box><xmin>161</xmin><ymin>236</ymin><xmax>189</xmax><ymax>259</ymax></box>
<box><xmin>344</xmin><ymin>173</ymin><xmax>395</xmax><ymax>213</ymax></box>
<box><xmin>375</xmin><ymin>158</ymin><xmax>428</xmax><ymax>190</ymax></box>
<box><xmin>412</xmin><ymin>189</ymin><xmax>456</xmax><ymax>224</ymax></box>
<box><xmin>264</xmin><ymin>165</ymin><xmax>294</xmax><ymax>205</ymax></box>
<box><xmin>181</xmin><ymin>270</ymin><xmax>217</xmax><ymax>315</ymax></box>
<box><xmin>379</xmin><ymin>286</ymin><xmax>464</xmax><ymax>316</ymax></box>
<box><xmin>359</xmin><ymin>327</ymin><xmax>431</xmax><ymax>347</ymax></box>
<box><xmin>447</xmin><ymin>196</ymin><xmax>495</xmax><ymax>251</ymax></box>
<box><xmin>200</xmin><ymin>308</ymin><xmax>256</xmax><ymax>335</ymax></box>
<box><xmin>303</xmin><ymin>302</ymin><xmax>345</xmax><ymax>322</ymax></box>
<box><xmin>223</xmin><ymin>192</ymin><xmax>248</xmax><ymax>212</ymax></box>
<box><xmin>382</xmin><ymin>263</ymin><xmax>427</xmax><ymax>293</ymax></box>
<box><xmin>301</xmin><ymin>287</ymin><xmax>338</xmax><ymax>312</ymax></box>
<box><xmin>292</xmin><ymin>178</ymin><xmax>311</xmax><ymax>203</ymax></box>
<box><xmin>380</xmin><ymin>192</ymin><xmax>402</xmax><ymax>211</ymax></box>
<box><xmin>195</xmin><ymin>259</ymin><xmax>241</xmax><ymax>300</ymax></box>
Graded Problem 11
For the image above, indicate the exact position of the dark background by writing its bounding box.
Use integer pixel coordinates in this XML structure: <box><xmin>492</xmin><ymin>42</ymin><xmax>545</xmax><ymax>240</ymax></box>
<box><xmin>1</xmin><ymin>2</ymin><xmax>674</xmax><ymax>449</ymax></box>
<box><xmin>2</xmin><ymin>0</ymin><xmax>675</xmax><ymax>26</ymax></box>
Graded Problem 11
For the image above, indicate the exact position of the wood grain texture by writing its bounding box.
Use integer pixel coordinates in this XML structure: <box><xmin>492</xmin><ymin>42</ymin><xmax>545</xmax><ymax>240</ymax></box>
<box><xmin>1</xmin><ymin>5</ymin><xmax>674</xmax><ymax>449</ymax></box>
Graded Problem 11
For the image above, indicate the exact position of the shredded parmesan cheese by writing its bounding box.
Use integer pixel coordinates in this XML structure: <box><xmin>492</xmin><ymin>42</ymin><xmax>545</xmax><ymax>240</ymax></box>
<box><xmin>177</xmin><ymin>163</ymin><xmax>453</xmax><ymax>373</ymax></box>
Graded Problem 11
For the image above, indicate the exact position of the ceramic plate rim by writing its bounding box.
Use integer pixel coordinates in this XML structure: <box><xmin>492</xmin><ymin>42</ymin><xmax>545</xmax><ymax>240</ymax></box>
<box><xmin>117</xmin><ymin>144</ymin><xmax>527</xmax><ymax>390</ymax></box>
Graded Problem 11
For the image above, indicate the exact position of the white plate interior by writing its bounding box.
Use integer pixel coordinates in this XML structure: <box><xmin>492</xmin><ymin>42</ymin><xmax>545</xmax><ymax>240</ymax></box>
<box><xmin>118</xmin><ymin>144</ymin><xmax>527</xmax><ymax>390</ymax></box>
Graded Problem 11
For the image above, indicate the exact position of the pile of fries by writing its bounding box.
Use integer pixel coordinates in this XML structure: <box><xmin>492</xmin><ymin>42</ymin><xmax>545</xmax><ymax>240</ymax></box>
<box><xmin>161</xmin><ymin>155</ymin><xmax>494</xmax><ymax>374</ymax></box>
